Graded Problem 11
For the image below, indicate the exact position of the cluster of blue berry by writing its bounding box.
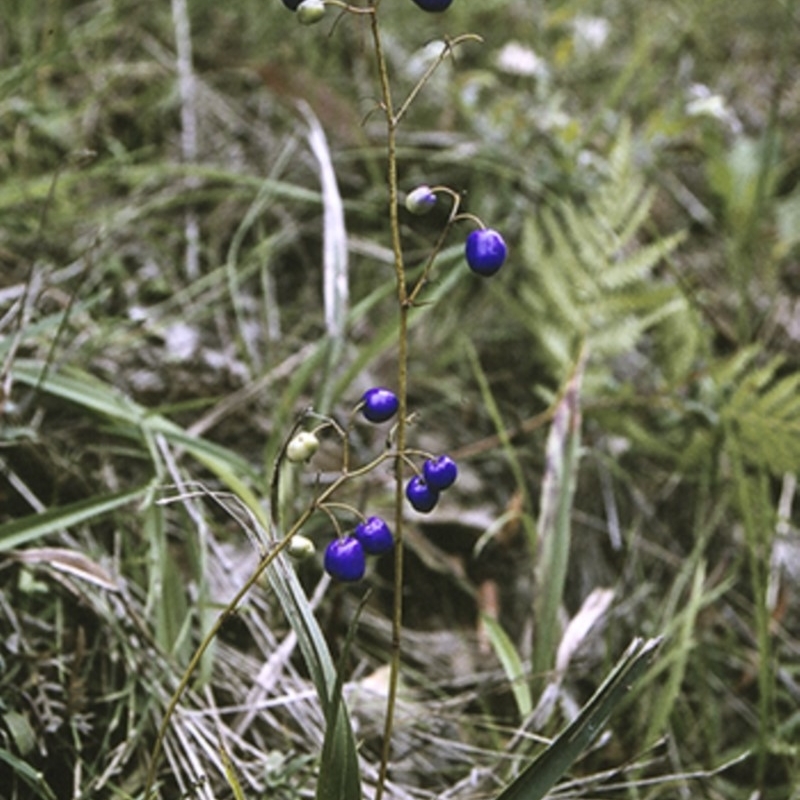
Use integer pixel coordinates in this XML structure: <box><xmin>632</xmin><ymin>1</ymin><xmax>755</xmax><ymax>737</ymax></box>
<box><xmin>279</xmin><ymin>0</ymin><xmax>508</xmax><ymax>581</ymax></box>
<box><xmin>321</xmin><ymin>387</ymin><xmax>459</xmax><ymax>581</ymax></box>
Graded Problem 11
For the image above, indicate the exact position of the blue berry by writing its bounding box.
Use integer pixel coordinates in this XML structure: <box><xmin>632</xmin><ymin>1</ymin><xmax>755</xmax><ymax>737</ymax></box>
<box><xmin>410</xmin><ymin>0</ymin><xmax>453</xmax><ymax>10</ymax></box>
<box><xmin>422</xmin><ymin>455</ymin><xmax>458</xmax><ymax>491</ymax></box>
<box><xmin>355</xmin><ymin>516</ymin><xmax>394</xmax><ymax>556</ymax></box>
<box><xmin>465</xmin><ymin>228</ymin><xmax>507</xmax><ymax>277</ymax></box>
<box><xmin>361</xmin><ymin>387</ymin><xmax>399</xmax><ymax>423</ymax></box>
<box><xmin>282</xmin><ymin>0</ymin><xmax>302</xmax><ymax>9</ymax></box>
<box><xmin>405</xmin><ymin>476</ymin><xmax>440</xmax><ymax>513</ymax></box>
<box><xmin>324</xmin><ymin>538</ymin><xmax>366</xmax><ymax>582</ymax></box>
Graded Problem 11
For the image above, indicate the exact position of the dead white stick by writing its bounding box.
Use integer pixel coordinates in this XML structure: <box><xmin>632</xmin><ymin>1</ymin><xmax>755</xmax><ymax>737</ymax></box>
<box><xmin>171</xmin><ymin>0</ymin><xmax>201</xmax><ymax>280</ymax></box>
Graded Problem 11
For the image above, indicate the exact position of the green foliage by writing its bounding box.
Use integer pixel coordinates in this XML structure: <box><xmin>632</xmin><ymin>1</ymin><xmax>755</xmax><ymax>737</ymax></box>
<box><xmin>495</xmin><ymin>638</ymin><xmax>661</xmax><ymax>800</ymax></box>
<box><xmin>2</xmin><ymin>0</ymin><xmax>800</xmax><ymax>798</ymax></box>
<box><xmin>481</xmin><ymin>614</ymin><xmax>532</xmax><ymax>720</ymax></box>
<box><xmin>532</xmin><ymin>358</ymin><xmax>583</xmax><ymax>682</ymax></box>
<box><xmin>0</xmin><ymin>485</ymin><xmax>149</xmax><ymax>552</ymax></box>
<box><xmin>503</xmin><ymin>124</ymin><xmax>689</xmax><ymax>385</ymax></box>
<box><xmin>707</xmin><ymin>136</ymin><xmax>781</xmax><ymax>236</ymax></box>
<box><xmin>0</xmin><ymin>746</ymin><xmax>57</xmax><ymax>800</ymax></box>
<box><xmin>266</xmin><ymin>551</ymin><xmax>362</xmax><ymax>800</ymax></box>
<box><xmin>721</xmin><ymin>355</ymin><xmax>800</xmax><ymax>475</ymax></box>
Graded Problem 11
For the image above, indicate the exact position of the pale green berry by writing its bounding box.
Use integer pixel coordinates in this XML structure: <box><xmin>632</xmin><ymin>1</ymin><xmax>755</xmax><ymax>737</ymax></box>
<box><xmin>286</xmin><ymin>431</ymin><xmax>320</xmax><ymax>463</ymax></box>
<box><xmin>288</xmin><ymin>535</ymin><xmax>316</xmax><ymax>561</ymax></box>
<box><xmin>297</xmin><ymin>0</ymin><xmax>325</xmax><ymax>24</ymax></box>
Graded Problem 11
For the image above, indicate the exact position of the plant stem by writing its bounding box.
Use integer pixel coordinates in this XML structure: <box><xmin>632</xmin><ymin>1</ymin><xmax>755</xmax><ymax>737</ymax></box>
<box><xmin>368</xmin><ymin>5</ymin><xmax>408</xmax><ymax>799</ymax></box>
<box><xmin>393</xmin><ymin>34</ymin><xmax>483</xmax><ymax>126</ymax></box>
<box><xmin>728</xmin><ymin>444</ymin><xmax>774</xmax><ymax>787</ymax></box>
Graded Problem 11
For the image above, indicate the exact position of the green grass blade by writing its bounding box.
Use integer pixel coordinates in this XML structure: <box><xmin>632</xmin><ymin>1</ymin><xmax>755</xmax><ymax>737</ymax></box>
<box><xmin>465</xmin><ymin>338</ymin><xmax>531</xmax><ymax>507</ymax></box>
<box><xmin>494</xmin><ymin>637</ymin><xmax>662</xmax><ymax>800</ymax></box>
<box><xmin>265</xmin><ymin>556</ymin><xmax>362</xmax><ymax>800</ymax></box>
<box><xmin>533</xmin><ymin>356</ymin><xmax>585</xmax><ymax>680</ymax></box>
<box><xmin>0</xmin><ymin>485</ymin><xmax>149</xmax><ymax>552</ymax></box>
<box><xmin>220</xmin><ymin>745</ymin><xmax>247</xmax><ymax>800</ymax></box>
<box><xmin>464</xmin><ymin>335</ymin><xmax>541</xmax><ymax>559</ymax></box>
<box><xmin>319</xmin><ymin>593</ymin><xmax>370</xmax><ymax>800</ymax></box>
<box><xmin>0</xmin><ymin>747</ymin><xmax>58</xmax><ymax>800</ymax></box>
<box><xmin>141</xmin><ymin>501</ymin><xmax>193</xmax><ymax>664</ymax></box>
<box><xmin>645</xmin><ymin>560</ymin><xmax>706</xmax><ymax>746</ymax></box>
<box><xmin>11</xmin><ymin>359</ymin><xmax>261</xmax><ymax>489</ymax></box>
<box><xmin>481</xmin><ymin>614</ymin><xmax>532</xmax><ymax>719</ymax></box>
<box><xmin>10</xmin><ymin>359</ymin><xmax>150</xmax><ymax>422</ymax></box>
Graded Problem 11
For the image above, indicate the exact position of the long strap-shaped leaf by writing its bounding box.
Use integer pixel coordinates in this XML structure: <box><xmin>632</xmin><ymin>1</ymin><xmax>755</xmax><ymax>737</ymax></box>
<box><xmin>494</xmin><ymin>636</ymin><xmax>661</xmax><ymax>800</ymax></box>
<box><xmin>10</xmin><ymin>360</ymin><xmax>259</xmax><ymax>483</ymax></box>
<box><xmin>266</xmin><ymin>555</ymin><xmax>362</xmax><ymax>800</ymax></box>
<box><xmin>0</xmin><ymin>486</ymin><xmax>149</xmax><ymax>552</ymax></box>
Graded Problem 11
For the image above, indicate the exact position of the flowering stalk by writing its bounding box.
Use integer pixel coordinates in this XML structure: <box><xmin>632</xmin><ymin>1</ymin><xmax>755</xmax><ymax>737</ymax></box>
<box><xmin>365</xmin><ymin>6</ymin><xmax>409</xmax><ymax>796</ymax></box>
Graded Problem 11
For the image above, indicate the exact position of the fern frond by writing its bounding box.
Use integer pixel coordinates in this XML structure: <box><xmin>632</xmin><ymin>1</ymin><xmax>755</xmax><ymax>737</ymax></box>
<box><xmin>600</xmin><ymin>232</ymin><xmax>686</xmax><ymax>291</ymax></box>
<box><xmin>594</xmin><ymin>121</ymin><xmax>647</xmax><ymax>228</ymax></box>
<box><xmin>722</xmin><ymin>357</ymin><xmax>800</xmax><ymax>474</ymax></box>
<box><xmin>508</xmin><ymin>123</ymin><xmax>690</xmax><ymax>381</ymax></box>
<box><xmin>592</xmin><ymin>295</ymin><xmax>687</xmax><ymax>356</ymax></box>
<box><xmin>757</xmin><ymin>369</ymin><xmax>800</xmax><ymax>417</ymax></box>
<box><xmin>613</xmin><ymin>186</ymin><xmax>655</xmax><ymax>248</ymax></box>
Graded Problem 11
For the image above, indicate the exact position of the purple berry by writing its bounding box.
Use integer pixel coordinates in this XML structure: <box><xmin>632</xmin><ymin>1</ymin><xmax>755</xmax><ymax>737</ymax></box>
<box><xmin>324</xmin><ymin>538</ymin><xmax>366</xmax><ymax>582</ymax></box>
<box><xmin>355</xmin><ymin>516</ymin><xmax>394</xmax><ymax>556</ymax></box>
<box><xmin>361</xmin><ymin>387</ymin><xmax>399</xmax><ymax>423</ymax></box>
<box><xmin>410</xmin><ymin>0</ymin><xmax>453</xmax><ymax>11</ymax></box>
<box><xmin>465</xmin><ymin>228</ymin><xmax>507</xmax><ymax>277</ymax></box>
<box><xmin>422</xmin><ymin>455</ymin><xmax>458</xmax><ymax>491</ymax></box>
<box><xmin>405</xmin><ymin>475</ymin><xmax>440</xmax><ymax>513</ymax></box>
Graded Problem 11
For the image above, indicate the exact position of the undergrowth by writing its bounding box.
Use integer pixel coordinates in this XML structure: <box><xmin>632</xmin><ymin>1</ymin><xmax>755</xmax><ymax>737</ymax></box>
<box><xmin>1</xmin><ymin>1</ymin><xmax>800</xmax><ymax>799</ymax></box>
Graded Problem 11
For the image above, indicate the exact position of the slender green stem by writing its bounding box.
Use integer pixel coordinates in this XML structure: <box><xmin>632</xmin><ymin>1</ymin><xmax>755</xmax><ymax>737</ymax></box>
<box><xmin>393</xmin><ymin>34</ymin><xmax>483</xmax><ymax>126</ymax></box>
<box><xmin>367</xmin><ymin>5</ymin><xmax>409</xmax><ymax>799</ymax></box>
<box><xmin>406</xmin><ymin>192</ymin><xmax>462</xmax><ymax>306</ymax></box>
<box><xmin>728</xmin><ymin>440</ymin><xmax>773</xmax><ymax>787</ymax></box>
<box><xmin>147</xmin><ymin>9</ymin><xmax>486</xmax><ymax>799</ymax></box>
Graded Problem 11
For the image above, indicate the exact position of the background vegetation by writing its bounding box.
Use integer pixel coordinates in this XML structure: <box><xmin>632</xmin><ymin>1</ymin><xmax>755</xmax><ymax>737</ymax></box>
<box><xmin>1</xmin><ymin>0</ymin><xmax>799</xmax><ymax>798</ymax></box>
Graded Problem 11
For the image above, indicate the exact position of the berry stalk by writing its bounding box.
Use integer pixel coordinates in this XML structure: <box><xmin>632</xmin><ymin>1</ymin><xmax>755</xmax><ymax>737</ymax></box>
<box><xmin>367</xmin><ymin>4</ymin><xmax>408</xmax><ymax>798</ymax></box>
